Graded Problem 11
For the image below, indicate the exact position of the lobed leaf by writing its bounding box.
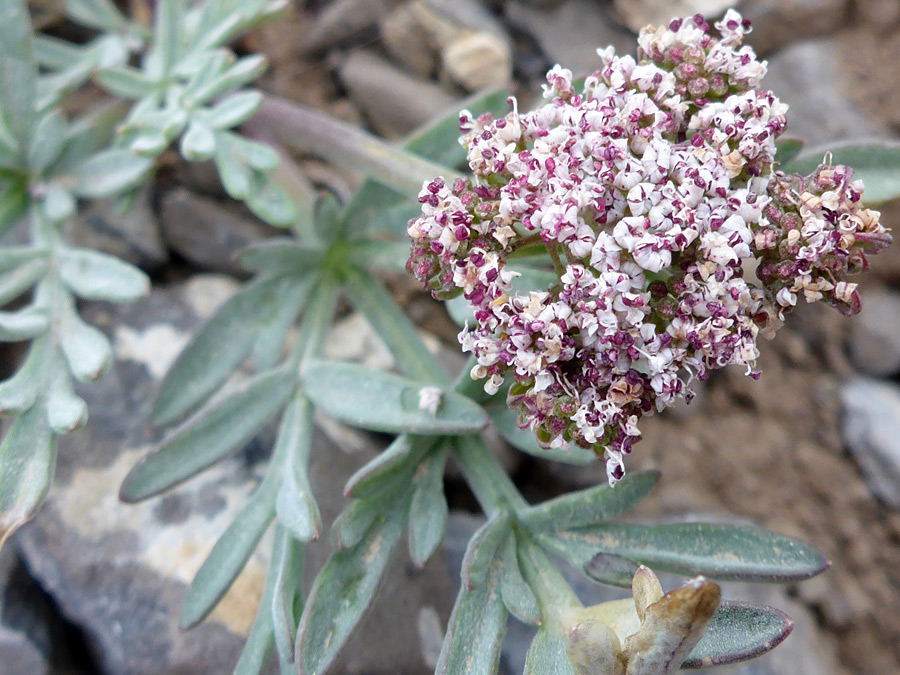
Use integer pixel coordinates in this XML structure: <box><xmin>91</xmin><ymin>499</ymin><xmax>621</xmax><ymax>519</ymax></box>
<box><xmin>499</xmin><ymin>534</ymin><xmax>541</xmax><ymax>626</ymax></box>
<box><xmin>93</xmin><ymin>66</ymin><xmax>158</xmax><ymax>99</ymax></box>
<box><xmin>0</xmin><ymin>0</ymin><xmax>36</xmax><ymax>154</ymax></box>
<box><xmin>437</xmin><ymin>532</ymin><xmax>508</xmax><ymax>675</ymax></box>
<box><xmin>238</xmin><ymin>239</ymin><xmax>323</xmax><ymax>276</ymax></box>
<box><xmin>70</xmin><ymin>149</ymin><xmax>154</xmax><ymax>198</ymax></box>
<box><xmin>64</xmin><ymin>0</ymin><xmax>126</xmax><ymax>31</ymax></box>
<box><xmin>122</xmin><ymin>366</ymin><xmax>297</xmax><ymax>501</ymax></box>
<box><xmin>58</xmin><ymin>248</ymin><xmax>150</xmax><ymax>303</ymax></box>
<box><xmin>520</xmin><ymin>470</ymin><xmax>660</xmax><ymax>532</ymax></box>
<box><xmin>296</xmin><ymin>493</ymin><xmax>408</xmax><ymax>675</ymax></box>
<box><xmin>57</xmin><ymin>306</ymin><xmax>113</xmax><ymax>382</ymax></box>
<box><xmin>28</xmin><ymin>111</ymin><xmax>66</xmax><ymax>175</ymax></box>
<box><xmin>682</xmin><ymin>601</ymin><xmax>794</xmax><ymax>668</ymax></box>
<box><xmin>270</xmin><ymin>525</ymin><xmax>303</xmax><ymax>666</ymax></box>
<box><xmin>582</xmin><ymin>552</ymin><xmax>641</xmax><ymax>589</ymax></box>
<box><xmin>485</xmin><ymin>401</ymin><xmax>596</xmax><ymax>466</ymax></box>
<box><xmin>251</xmin><ymin>275</ymin><xmax>312</xmax><ymax>372</ymax></box>
<box><xmin>524</xmin><ymin>627</ymin><xmax>575</xmax><ymax>675</ymax></box>
<box><xmin>782</xmin><ymin>140</ymin><xmax>900</xmax><ymax>204</ymax></box>
<box><xmin>407</xmin><ymin>445</ymin><xmax>449</xmax><ymax>566</ymax></box>
<box><xmin>153</xmin><ymin>275</ymin><xmax>302</xmax><ymax>426</ymax></box>
<box><xmin>0</xmin><ymin>254</ymin><xmax>47</xmax><ymax>305</ymax></box>
<box><xmin>343</xmin><ymin>434</ymin><xmax>433</xmax><ymax>499</ymax></box>
<box><xmin>0</xmin><ymin>404</ymin><xmax>56</xmax><ymax>549</ymax></box>
<box><xmin>202</xmin><ymin>91</ymin><xmax>263</xmax><ymax>130</ymax></box>
<box><xmin>0</xmin><ymin>306</ymin><xmax>48</xmax><ymax>341</ymax></box>
<box><xmin>302</xmin><ymin>360</ymin><xmax>487</xmax><ymax>435</ymax></box>
<box><xmin>544</xmin><ymin>522</ymin><xmax>830</xmax><ymax>583</ymax></box>
<box><xmin>179</xmin><ymin>121</ymin><xmax>216</xmax><ymax>161</ymax></box>
<box><xmin>274</xmin><ymin>396</ymin><xmax>320</xmax><ymax>542</ymax></box>
<box><xmin>45</xmin><ymin>372</ymin><xmax>88</xmax><ymax>434</ymax></box>
<box><xmin>180</xmin><ymin>477</ymin><xmax>277</xmax><ymax>629</ymax></box>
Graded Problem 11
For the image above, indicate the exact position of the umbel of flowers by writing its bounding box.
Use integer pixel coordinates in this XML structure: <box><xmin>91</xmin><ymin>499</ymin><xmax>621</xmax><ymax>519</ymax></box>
<box><xmin>407</xmin><ymin>10</ymin><xmax>891</xmax><ymax>484</ymax></box>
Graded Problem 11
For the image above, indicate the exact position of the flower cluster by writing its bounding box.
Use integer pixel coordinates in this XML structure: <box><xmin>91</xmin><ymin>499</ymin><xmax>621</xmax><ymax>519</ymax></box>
<box><xmin>406</xmin><ymin>11</ymin><xmax>891</xmax><ymax>484</ymax></box>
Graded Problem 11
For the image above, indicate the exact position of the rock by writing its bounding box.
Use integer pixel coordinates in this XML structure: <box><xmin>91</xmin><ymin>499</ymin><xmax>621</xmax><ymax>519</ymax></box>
<box><xmin>739</xmin><ymin>0</ymin><xmax>847</xmax><ymax>54</ymax></box>
<box><xmin>301</xmin><ymin>0</ymin><xmax>401</xmax><ymax>55</ymax></box>
<box><xmin>379</xmin><ymin>0</ymin><xmax>513</xmax><ymax>92</ymax></box>
<box><xmin>338</xmin><ymin>50</ymin><xmax>459</xmax><ymax>139</ymax></box>
<box><xmin>856</xmin><ymin>0</ymin><xmax>900</xmax><ymax>33</ymax></box>
<box><xmin>0</xmin><ymin>548</ymin><xmax>50</xmax><ymax>675</ymax></box>
<box><xmin>764</xmin><ymin>38</ymin><xmax>886</xmax><ymax>145</ymax></box>
<box><xmin>158</xmin><ymin>188</ymin><xmax>281</xmax><ymax>276</ymax></box>
<box><xmin>847</xmin><ymin>289</ymin><xmax>900</xmax><ymax>376</ymax></box>
<box><xmin>841</xmin><ymin>378</ymin><xmax>900</xmax><ymax>509</ymax></box>
<box><xmin>15</xmin><ymin>276</ymin><xmax>454</xmax><ymax>674</ymax></box>
<box><xmin>612</xmin><ymin>0</ymin><xmax>733</xmax><ymax>33</ymax></box>
<box><xmin>505</xmin><ymin>0</ymin><xmax>635</xmax><ymax>79</ymax></box>
<box><xmin>65</xmin><ymin>186</ymin><xmax>168</xmax><ymax>272</ymax></box>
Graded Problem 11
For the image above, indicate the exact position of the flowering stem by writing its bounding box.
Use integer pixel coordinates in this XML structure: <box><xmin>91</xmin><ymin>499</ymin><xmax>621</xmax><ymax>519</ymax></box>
<box><xmin>248</xmin><ymin>94</ymin><xmax>464</xmax><ymax>200</ymax></box>
<box><xmin>547</xmin><ymin>241</ymin><xmax>567</xmax><ymax>278</ymax></box>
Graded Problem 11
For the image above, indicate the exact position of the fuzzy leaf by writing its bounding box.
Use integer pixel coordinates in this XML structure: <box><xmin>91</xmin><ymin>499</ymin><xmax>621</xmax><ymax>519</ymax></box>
<box><xmin>520</xmin><ymin>470</ymin><xmax>660</xmax><ymax>532</ymax></box>
<box><xmin>64</xmin><ymin>0</ymin><xmax>126</xmax><ymax>30</ymax></box>
<box><xmin>153</xmin><ymin>275</ymin><xmax>301</xmax><ymax>426</ymax></box>
<box><xmin>682</xmin><ymin>601</ymin><xmax>794</xmax><ymax>668</ymax></box>
<box><xmin>0</xmin><ymin>306</ymin><xmax>48</xmax><ymax>341</ymax></box>
<box><xmin>544</xmin><ymin>523</ymin><xmax>829</xmax><ymax>583</ymax></box>
<box><xmin>58</xmin><ymin>248</ymin><xmax>150</xmax><ymax>302</ymax></box>
<box><xmin>485</xmin><ymin>401</ymin><xmax>596</xmax><ymax>465</ymax></box>
<box><xmin>122</xmin><ymin>366</ymin><xmax>297</xmax><ymax>501</ymax></box>
<box><xmin>0</xmin><ymin>0</ymin><xmax>36</xmax><ymax>154</ymax></box>
<box><xmin>271</xmin><ymin>525</ymin><xmax>303</xmax><ymax>666</ymax></box>
<box><xmin>154</xmin><ymin>0</ymin><xmax>185</xmax><ymax>77</ymax></box>
<box><xmin>28</xmin><ymin>111</ymin><xmax>66</xmax><ymax>175</ymax></box>
<box><xmin>782</xmin><ymin>140</ymin><xmax>900</xmax><ymax>204</ymax></box>
<box><xmin>245</xmin><ymin>171</ymin><xmax>296</xmax><ymax>227</ymax></box>
<box><xmin>0</xmin><ymin>404</ymin><xmax>56</xmax><ymax>549</ymax></box>
<box><xmin>347</xmin><ymin>239</ymin><xmax>411</xmax><ymax>275</ymax></box>
<box><xmin>93</xmin><ymin>66</ymin><xmax>158</xmax><ymax>99</ymax></box>
<box><xmin>583</xmin><ymin>552</ymin><xmax>642</xmax><ymax>589</ymax></box>
<box><xmin>408</xmin><ymin>446</ymin><xmax>449</xmax><ymax>566</ymax></box>
<box><xmin>180</xmin><ymin>477</ymin><xmax>277</xmax><ymax>629</ymax></box>
<box><xmin>302</xmin><ymin>361</ymin><xmax>486</xmax><ymax>434</ymax></box>
<box><xmin>343</xmin><ymin>434</ymin><xmax>433</xmax><ymax>499</ymax></box>
<box><xmin>58</xmin><ymin>308</ymin><xmax>112</xmax><ymax>382</ymax></box>
<box><xmin>461</xmin><ymin>512</ymin><xmax>511</xmax><ymax>590</ymax></box>
<box><xmin>70</xmin><ymin>149</ymin><xmax>154</xmax><ymax>198</ymax></box>
<box><xmin>252</xmin><ymin>275</ymin><xmax>312</xmax><ymax>372</ymax></box>
<box><xmin>343</xmin><ymin>266</ymin><xmax>448</xmax><ymax>383</ymax></box>
<box><xmin>0</xmin><ymin>254</ymin><xmax>47</xmax><ymax>306</ymax></box>
<box><xmin>45</xmin><ymin>374</ymin><xmax>88</xmax><ymax>433</ymax></box>
<box><xmin>438</xmin><ymin>535</ymin><xmax>508</xmax><ymax>675</ymax></box>
<box><xmin>190</xmin><ymin>55</ymin><xmax>267</xmax><ymax>104</ymax></box>
<box><xmin>274</xmin><ymin>396</ymin><xmax>320</xmax><ymax>541</ymax></box>
<box><xmin>179</xmin><ymin>120</ymin><xmax>216</xmax><ymax>161</ymax></box>
<box><xmin>238</xmin><ymin>239</ymin><xmax>323</xmax><ymax>276</ymax></box>
<box><xmin>499</xmin><ymin>534</ymin><xmax>541</xmax><ymax>626</ymax></box>
<box><xmin>234</xmin><ymin>556</ymin><xmax>278</xmax><ymax>675</ymax></box>
<box><xmin>296</xmin><ymin>493</ymin><xmax>408</xmax><ymax>675</ymax></box>
<box><xmin>403</xmin><ymin>86</ymin><xmax>511</xmax><ymax>168</ymax></box>
<box><xmin>774</xmin><ymin>137</ymin><xmax>803</xmax><ymax>165</ymax></box>
<box><xmin>203</xmin><ymin>91</ymin><xmax>263</xmax><ymax>130</ymax></box>
<box><xmin>42</xmin><ymin>184</ymin><xmax>76</xmax><ymax>223</ymax></box>
<box><xmin>525</xmin><ymin>628</ymin><xmax>576</xmax><ymax>675</ymax></box>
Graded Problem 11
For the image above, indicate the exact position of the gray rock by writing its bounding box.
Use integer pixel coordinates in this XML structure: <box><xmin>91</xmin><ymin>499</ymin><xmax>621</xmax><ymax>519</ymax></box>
<box><xmin>158</xmin><ymin>188</ymin><xmax>281</xmax><ymax>276</ymax></box>
<box><xmin>847</xmin><ymin>289</ymin><xmax>900</xmax><ymax>376</ymax></box>
<box><xmin>0</xmin><ymin>547</ymin><xmax>50</xmax><ymax>675</ymax></box>
<box><xmin>301</xmin><ymin>0</ymin><xmax>402</xmax><ymax>55</ymax></box>
<box><xmin>15</xmin><ymin>275</ymin><xmax>454</xmax><ymax>674</ymax></box>
<box><xmin>338</xmin><ymin>50</ymin><xmax>459</xmax><ymax>139</ymax></box>
<box><xmin>739</xmin><ymin>0</ymin><xmax>847</xmax><ymax>54</ymax></box>
<box><xmin>612</xmin><ymin>0</ymin><xmax>733</xmax><ymax>34</ymax></box>
<box><xmin>764</xmin><ymin>38</ymin><xmax>886</xmax><ymax>146</ymax></box>
<box><xmin>506</xmin><ymin>0</ymin><xmax>635</xmax><ymax>78</ymax></box>
<box><xmin>841</xmin><ymin>377</ymin><xmax>900</xmax><ymax>509</ymax></box>
<box><xmin>65</xmin><ymin>187</ymin><xmax>168</xmax><ymax>272</ymax></box>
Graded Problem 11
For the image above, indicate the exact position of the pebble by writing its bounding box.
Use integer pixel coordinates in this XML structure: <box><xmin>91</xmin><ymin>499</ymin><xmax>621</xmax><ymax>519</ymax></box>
<box><xmin>841</xmin><ymin>377</ymin><xmax>900</xmax><ymax>509</ymax></box>
<box><xmin>847</xmin><ymin>289</ymin><xmax>900</xmax><ymax>376</ymax></box>
<box><xmin>740</xmin><ymin>0</ymin><xmax>848</xmax><ymax>54</ymax></box>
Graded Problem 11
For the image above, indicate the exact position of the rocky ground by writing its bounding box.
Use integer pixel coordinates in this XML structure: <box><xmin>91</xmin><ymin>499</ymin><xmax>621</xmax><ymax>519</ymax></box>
<box><xmin>3</xmin><ymin>0</ymin><xmax>900</xmax><ymax>673</ymax></box>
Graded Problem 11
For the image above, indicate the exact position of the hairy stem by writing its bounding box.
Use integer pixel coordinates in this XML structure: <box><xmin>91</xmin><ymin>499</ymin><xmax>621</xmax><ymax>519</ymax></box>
<box><xmin>247</xmin><ymin>94</ymin><xmax>463</xmax><ymax>200</ymax></box>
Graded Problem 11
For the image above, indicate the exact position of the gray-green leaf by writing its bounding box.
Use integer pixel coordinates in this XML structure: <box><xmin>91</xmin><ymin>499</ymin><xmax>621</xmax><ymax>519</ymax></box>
<box><xmin>543</xmin><ymin>522</ymin><xmax>830</xmax><ymax>583</ymax></box>
<box><xmin>0</xmin><ymin>404</ymin><xmax>56</xmax><ymax>548</ymax></box>
<box><xmin>70</xmin><ymin>149</ymin><xmax>154</xmax><ymax>198</ymax></box>
<box><xmin>485</xmin><ymin>401</ymin><xmax>596</xmax><ymax>466</ymax></box>
<box><xmin>58</xmin><ymin>248</ymin><xmax>150</xmax><ymax>302</ymax></box>
<box><xmin>302</xmin><ymin>360</ymin><xmax>487</xmax><ymax>434</ymax></box>
<box><xmin>122</xmin><ymin>365</ymin><xmax>297</xmax><ymax>501</ymax></box>
<box><xmin>153</xmin><ymin>275</ymin><xmax>301</xmax><ymax>426</ymax></box>
<box><xmin>499</xmin><ymin>534</ymin><xmax>541</xmax><ymax>626</ymax></box>
<box><xmin>407</xmin><ymin>446</ymin><xmax>449</xmax><ymax>566</ymax></box>
<box><xmin>520</xmin><ymin>470</ymin><xmax>659</xmax><ymax>532</ymax></box>
<box><xmin>274</xmin><ymin>396</ymin><xmax>320</xmax><ymax>541</ymax></box>
<box><xmin>683</xmin><ymin>601</ymin><xmax>794</xmax><ymax>668</ymax></box>
<box><xmin>296</xmin><ymin>493</ymin><xmax>408</xmax><ymax>675</ymax></box>
<box><xmin>180</xmin><ymin>477</ymin><xmax>277</xmax><ymax>629</ymax></box>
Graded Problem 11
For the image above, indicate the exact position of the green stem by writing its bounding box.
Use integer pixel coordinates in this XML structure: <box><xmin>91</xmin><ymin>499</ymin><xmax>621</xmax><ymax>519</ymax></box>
<box><xmin>518</xmin><ymin>534</ymin><xmax>582</xmax><ymax>627</ymax></box>
<box><xmin>547</xmin><ymin>242</ymin><xmax>567</xmax><ymax>278</ymax></box>
<box><xmin>289</xmin><ymin>272</ymin><xmax>340</xmax><ymax>369</ymax></box>
<box><xmin>453</xmin><ymin>433</ymin><xmax>526</xmax><ymax>517</ymax></box>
